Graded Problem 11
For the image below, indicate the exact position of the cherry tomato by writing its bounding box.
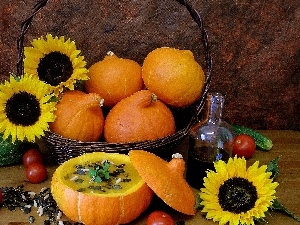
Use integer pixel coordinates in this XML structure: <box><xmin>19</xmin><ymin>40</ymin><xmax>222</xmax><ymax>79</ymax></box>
<box><xmin>26</xmin><ymin>163</ymin><xmax>47</xmax><ymax>184</ymax></box>
<box><xmin>23</xmin><ymin>148</ymin><xmax>43</xmax><ymax>167</ymax></box>
<box><xmin>147</xmin><ymin>211</ymin><xmax>175</xmax><ymax>225</ymax></box>
<box><xmin>233</xmin><ymin>134</ymin><xmax>256</xmax><ymax>159</ymax></box>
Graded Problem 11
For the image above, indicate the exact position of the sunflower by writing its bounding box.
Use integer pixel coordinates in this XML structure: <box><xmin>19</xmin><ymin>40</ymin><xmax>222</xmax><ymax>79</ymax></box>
<box><xmin>199</xmin><ymin>156</ymin><xmax>279</xmax><ymax>225</ymax></box>
<box><xmin>24</xmin><ymin>33</ymin><xmax>89</xmax><ymax>95</ymax></box>
<box><xmin>0</xmin><ymin>74</ymin><xmax>56</xmax><ymax>143</ymax></box>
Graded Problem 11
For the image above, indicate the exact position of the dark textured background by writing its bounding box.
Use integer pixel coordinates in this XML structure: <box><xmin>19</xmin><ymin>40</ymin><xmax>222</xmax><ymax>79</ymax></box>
<box><xmin>0</xmin><ymin>0</ymin><xmax>299</xmax><ymax>131</ymax></box>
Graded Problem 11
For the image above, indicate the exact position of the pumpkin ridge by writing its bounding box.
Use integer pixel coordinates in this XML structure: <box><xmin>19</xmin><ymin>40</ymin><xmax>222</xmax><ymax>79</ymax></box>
<box><xmin>62</xmin><ymin>107</ymin><xmax>100</xmax><ymax>140</ymax></box>
<box><xmin>78</xmin><ymin>192</ymin><xmax>83</xmax><ymax>223</ymax></box>
<box><xmin>119</xmin><ymin>195</ymin><xmax>125</xmax><ymax>225</ymax></box>
<box><xmin>76</xmin><ymin>93</ymin><xmax>103</xmax><ymax>110</ymax></box>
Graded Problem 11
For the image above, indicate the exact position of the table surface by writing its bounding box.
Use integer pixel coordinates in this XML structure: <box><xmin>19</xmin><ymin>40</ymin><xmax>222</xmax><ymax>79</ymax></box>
<box><xmin>1</xmin><ymin>130</ymin><xmax>300</xmax><ymax>225</ymax></box>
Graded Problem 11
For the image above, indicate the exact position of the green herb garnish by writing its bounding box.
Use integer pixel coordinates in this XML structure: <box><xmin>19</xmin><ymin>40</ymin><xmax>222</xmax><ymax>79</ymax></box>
<box><xmin>89</xmin><ymin>161</ymin><xmax>110</xmax><ymax>183</ymax></box>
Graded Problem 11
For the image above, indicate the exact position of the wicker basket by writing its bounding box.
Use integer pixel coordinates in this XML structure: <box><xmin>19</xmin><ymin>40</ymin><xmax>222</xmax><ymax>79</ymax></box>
<box><xmin>17</xmin><ymin>0</ymin><xmax>212</xmax><ymax>164</ymax></box>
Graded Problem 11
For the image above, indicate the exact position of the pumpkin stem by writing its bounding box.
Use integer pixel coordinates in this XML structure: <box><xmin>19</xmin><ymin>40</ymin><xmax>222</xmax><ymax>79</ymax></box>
<box><xmin>81</xmin><ymin>93</ymin><xmax>104</xmax><ymax>109</ymax></box>
<box><xmin>167</xmin><ymin>153</ymin><xmax>185</xmax><ymax>177</ymax></box>
<box><xmin>151</xmin><ymin>93</ymin><xmax>158</xmax><ymax>103</ymax></box>
<box><xmin>106</xmin><ymin>51</ymin><xmax>115</xmax><ymax>56</ymax></box>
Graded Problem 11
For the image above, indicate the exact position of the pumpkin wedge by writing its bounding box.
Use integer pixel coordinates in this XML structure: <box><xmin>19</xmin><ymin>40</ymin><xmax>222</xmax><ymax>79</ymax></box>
<box><xmin>129</xmin><ymin>150</ymin><xmax>196</xmax><ymax>215</ymax></box>
<box><xmin>51</xmin><ymin>152</ymin><xmax>154</xmax><ymax>225</ymax></box>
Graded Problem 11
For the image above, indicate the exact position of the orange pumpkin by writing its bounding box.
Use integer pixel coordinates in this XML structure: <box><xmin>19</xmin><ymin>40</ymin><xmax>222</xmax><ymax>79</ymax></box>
<box><xmin>50</xmin><ymin>90</ymin><xmax>105</xmax><ymax>142</ymax></box>
<box><xmin>129</xmin><ymin>150</ymin><xmax>196</xmax><ymax>215</ymax></box>
<box><xmin>104</xmin><ymin>90</ymin><xmax>176</xmax><ymax>143</ymax></box>
<box><xmin>142</xmin><ymin>47</ymin><xmax>205</xmax><ymax>108</ymax></box>
<box><xmin>85</xmin><ymin>51</ymin><xmax>143</xmax><ymax>107</ymax></box>
<box><xmin>51</xmin><ymin>152</ymin><xmax>154</xmax><ymax>225</ymax></box>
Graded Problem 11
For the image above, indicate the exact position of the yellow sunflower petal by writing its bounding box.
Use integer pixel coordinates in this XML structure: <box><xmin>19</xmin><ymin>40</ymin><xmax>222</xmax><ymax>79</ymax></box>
<box><xmin>201</xmin><ymin>178</ymin><xmax>220</xmax><ymax>195</ymax></box>
<box><xmin>200</xmin><ymin>156</ymin><xmax>278</xmax><ymax>225</ymax></box>
<box><xmin>24</xmin><ymin>33</ymin><xmax>88</xmax><ymax>96</ymax></box>
<box><xmin>214</xmin><ymin>160</ymin><xmax>229</xmax><ymax>180</ymax></box>
<box><xmin>0</xmin><ymin>74</ymin><xmax>56</xmax><ymax>143</ymax></box>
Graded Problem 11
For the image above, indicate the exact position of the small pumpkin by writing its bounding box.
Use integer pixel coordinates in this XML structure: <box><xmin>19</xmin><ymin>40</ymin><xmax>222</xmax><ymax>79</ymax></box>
<box><xmin>51</xmin><ymin>152</ymin><xmax>154</xmax><ymax>225</ymax></box>
<box><xmin>142</xmin><ymin>47</ymin><xmax>205</xmax><ymax>108</ymax></box>
<box><xmin>85</xmin><ymin>51</ymin><xmax>143</xmax><ymax>107</ymax></box>
<box><xmin>104</xmin><ymin>90</ymin><xmax>176</xmax><ymax>143</ymax></box>
<box><xmin>50</xmin><ymin>90</ymin><xmax>105</xmax><ymax>142</ymax></box>
<box><xmin>129</xmin><ymin>150</ymin><xmax>196</xmax><ymax>215</ymax></box>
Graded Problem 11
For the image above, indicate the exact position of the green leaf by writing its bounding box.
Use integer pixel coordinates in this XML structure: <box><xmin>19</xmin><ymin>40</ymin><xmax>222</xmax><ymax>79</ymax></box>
<box><xmin>9</xmin><ymin>72</ymin><xmax>21</xmax><ymax>82</ymax></box>
<box><xmin>89</xmin><ymin>169</ymin><xmax>97</xmax><ymax>178</ymax></box>
<box><xmin>272</xmin><ymin>199</ymin><xmax>300</xmax><ymax>222</ymax></box>
<box><xmin>104</xmin><ymin>171</ymin><xmax>110</xmax><ymax>180</ymax></box>
<box><xmin>94</xmin><ymin>176</ymin><xmax>102</xmax><ymax>183</ymax></box>
<box><xmin>266</xmin><ymin>157</ymin><xmax>300</xmax><ymax>222</ymax></box>
<box><xmin>266</xmin><ymin>156</ymin><xmax>281</xmax><ymax>180</ymax></box>
<box><xmin>194</xmin><ymin>194</ymin><xmax>204</xmax><ymax>210</ymax></box>
<box><xmin>103</xmin><ymin>162</ymin><xmax>110</xmax><ymax>170</ymax></box>
<box><xmin>48</xmin><ymin>95</ymin><xmax>60</xmax><ymax>103</ymax></box>
<box><xmin>88</xmin><ymin>162</ymin><xmax>111</xmax><ymax>183</ymax></box>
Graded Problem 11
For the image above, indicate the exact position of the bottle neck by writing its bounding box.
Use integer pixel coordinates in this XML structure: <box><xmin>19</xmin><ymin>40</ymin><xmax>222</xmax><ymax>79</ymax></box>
<box><xmin>205</xmin><ymin>93</ymin><xmax>224</xmax><ymax>124</ymax></box>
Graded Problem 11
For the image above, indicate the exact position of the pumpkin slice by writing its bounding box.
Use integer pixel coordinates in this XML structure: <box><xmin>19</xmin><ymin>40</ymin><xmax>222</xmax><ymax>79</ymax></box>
<box><xmin>129</xmin><ymin>150</ymin><xmax>196</xmax><ymax>215</ymax></box>
<box><xmin>51</xmin><ymin>152</ymin><xmax>154</xmax><ymax>225</ymax></box>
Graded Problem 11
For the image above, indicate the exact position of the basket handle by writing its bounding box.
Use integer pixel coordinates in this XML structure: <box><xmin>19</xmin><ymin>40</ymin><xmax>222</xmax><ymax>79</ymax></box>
<box><xmin>16</xmin><ymin>0</ymin><xmax>212</xmax><ymax>135</ymax></box>
<box><xmin>17</xmin><ymin>0</ymin><xmax>49</xmax><ymax>76</ymax></box>
<box><xmin>176</xmin><ymin>0</ymin><xmax>212</xmax><ymax>134</ymax></box>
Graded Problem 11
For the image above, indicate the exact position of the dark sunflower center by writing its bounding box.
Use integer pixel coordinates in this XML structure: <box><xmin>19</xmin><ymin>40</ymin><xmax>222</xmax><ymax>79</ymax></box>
<box><xmin>37</xmin><ymin>51</ymin><xmax>73</xmax><ymax>86</ymax></box>
<box><xmin>5</xmin><ymin>91</ymin><xmax>41</xmax><ymax>126</ymax></box>
<box><xmin>218</xmin><ymin>177</ymin><xmax>258</xmax><ymax>214</ymax></box>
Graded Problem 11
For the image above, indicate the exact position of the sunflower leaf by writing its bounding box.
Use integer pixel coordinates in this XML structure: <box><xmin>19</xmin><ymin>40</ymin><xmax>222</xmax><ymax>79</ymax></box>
<box><xmin>254</xmin><ymin>217</ymin><xmax>267</xmax><ymax>224</ymax></box>
<box><xmin>194</xmin><ymin>194</ymin><xmax>204</xmax><ymax>210</ymax></box>
<box><xmin>48</xmin><ymin>95</ymin><xmax>60</xmax><ymax>103</ymax></box>
<box><xmin>9</xmin><ymin>72</ymin><xmax>21</xmax><ymax>82</ymax></box>
<box><xmin>271</xmin><ymin>198</ymin><xmax>300</xmax><ymax>222</ymax></box>
<box><xmin>266</xmin><ymin>156</ymin><xmax>281</xmax><ymax>180</ymax></box>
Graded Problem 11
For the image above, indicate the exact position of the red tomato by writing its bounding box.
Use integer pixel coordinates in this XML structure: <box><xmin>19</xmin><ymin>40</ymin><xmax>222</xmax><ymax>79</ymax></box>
<box><xmin>23</xmin><ymin>149</ymin><xmax>43</xmax><ymax>167</ymax></box>
<box><xmin>233</xmin><ymin>134</ymin><xmax>256</xmax><ymax>159</ymax></box>
<box><xmin>147</xmin><ymin>211</ymin><xmax>175</xmax><ymax>225</ymax></box>
<box><xmin>26</xmin><ymin>163</ymin><xmax>48</xmax><ymax>184</ymax></box>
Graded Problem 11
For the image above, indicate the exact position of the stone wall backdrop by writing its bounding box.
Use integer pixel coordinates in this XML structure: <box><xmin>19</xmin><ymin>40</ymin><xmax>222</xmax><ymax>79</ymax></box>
<box><xmin>0</xmin><ymin>0</ymin><xmax>299</xmax><ymax>131</ymax></box>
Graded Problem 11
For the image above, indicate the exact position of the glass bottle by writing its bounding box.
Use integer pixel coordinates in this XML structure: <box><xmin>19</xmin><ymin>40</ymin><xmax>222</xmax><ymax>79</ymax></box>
<box><xmin>186</xmin><ymin>92</ymin><xmax>233</xmax><ymax>189</ymax></box>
